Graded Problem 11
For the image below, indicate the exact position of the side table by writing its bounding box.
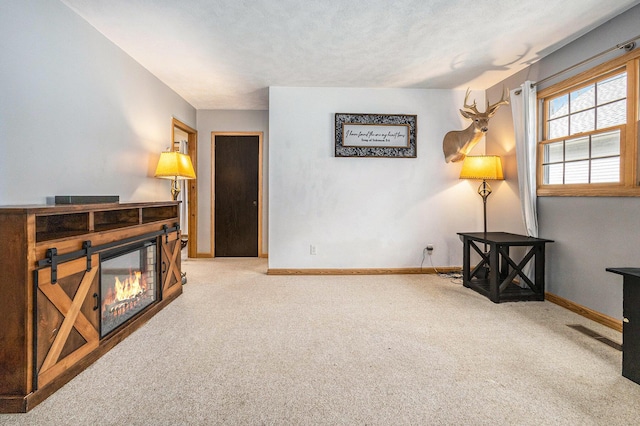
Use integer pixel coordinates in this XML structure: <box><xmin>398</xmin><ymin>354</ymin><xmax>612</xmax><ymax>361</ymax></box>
<box><xmin>605</xmin><ymin>268</ymin><xmax>640</xmax><ymax>385</ymax></box>
<box><xmin>458</xmin><ymin>232</ymin><xmax>554</xmax><ymax>303</ymax></box>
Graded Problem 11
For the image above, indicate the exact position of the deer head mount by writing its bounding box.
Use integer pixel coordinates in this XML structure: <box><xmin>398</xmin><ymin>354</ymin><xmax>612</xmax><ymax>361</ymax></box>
<box><xmin>442</xmin><ymin>87</ymin><xmax>509</xmax><ymax>163</ymax></box>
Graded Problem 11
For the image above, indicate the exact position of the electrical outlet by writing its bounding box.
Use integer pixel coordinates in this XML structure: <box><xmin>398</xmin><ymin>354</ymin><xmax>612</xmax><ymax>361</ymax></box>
<box><xmin>310</xmin><ymin>245</ymin><xmax>317</xmax><ymax>255</ymax></box>
<box><xmin>426</xmin><ymin>244</ymin><xmax>434</xmax><ymax>254</ymax></box>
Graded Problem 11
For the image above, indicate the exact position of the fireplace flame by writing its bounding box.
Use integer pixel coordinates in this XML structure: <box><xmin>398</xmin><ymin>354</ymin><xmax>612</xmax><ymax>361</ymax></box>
<box><xmin>100</xmin><ymin>249</ymin><xmax>156</xmax><ymax>337</ymax></box>
<box><xmin>114</xmin><ymin>270</ymin><xmax>144</xmax><ymax>302</ymax></box>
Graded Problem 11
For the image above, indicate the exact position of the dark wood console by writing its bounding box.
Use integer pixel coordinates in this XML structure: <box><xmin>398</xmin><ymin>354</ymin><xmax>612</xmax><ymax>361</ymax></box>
<box><xmin>0</xmin><ymin>201</ymin><xmax>183</xmax><ymax>413</ymax></box>
<box><xmin>605</xmin><ymin>268</ymin><xmax>640</xmax><ymax>385</ymax></box>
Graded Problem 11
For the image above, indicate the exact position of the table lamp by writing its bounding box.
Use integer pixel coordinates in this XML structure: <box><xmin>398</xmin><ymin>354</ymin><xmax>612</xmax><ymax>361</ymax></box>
<box><xmin>459</xmin><ymin>155</ymin><xmax>504</xmax><ymax>236</ymax></box>
<box><xmin>154</xmin><ymin>151</ymin><xmax>196</xmax><ymax>200</ymax></box>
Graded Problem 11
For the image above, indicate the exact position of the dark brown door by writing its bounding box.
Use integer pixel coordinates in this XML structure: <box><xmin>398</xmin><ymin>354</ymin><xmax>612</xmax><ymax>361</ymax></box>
<box><xmin>214</xmin><ymin>135</ymin><xmax>259</xmax><ymax>257</ymax></box>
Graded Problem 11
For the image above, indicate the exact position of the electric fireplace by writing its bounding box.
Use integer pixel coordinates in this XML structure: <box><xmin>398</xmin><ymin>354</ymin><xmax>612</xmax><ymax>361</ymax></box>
<box><xmin>100</xmin><ymin>240</ymin><xmax>158</xmax><ymax>337</ymax></box>
<box><xmin>0</xmin><ymin>201</ymin><xmax>182</xmax><ymax>413</ymax></box>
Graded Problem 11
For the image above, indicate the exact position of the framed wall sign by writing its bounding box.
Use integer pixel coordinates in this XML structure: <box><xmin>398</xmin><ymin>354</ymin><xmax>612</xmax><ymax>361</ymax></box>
<box><xmin>335</xmin><ymin>113</ymin><xmax>417</xmax><ymax>158</ymax></box>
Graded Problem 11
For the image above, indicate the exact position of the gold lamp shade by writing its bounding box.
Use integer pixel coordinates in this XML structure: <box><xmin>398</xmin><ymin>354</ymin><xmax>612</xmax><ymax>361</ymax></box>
<box><xmin>459</xmin><ymin>155</ymin><xmax>504</xmax><ymax>180</ymax></box>
<box><xmin>155</xmin><ymin>151</ymin><xmax>196</xmax><ymax>179</ymax></box>
<box><xmin>154</xmin><ymin>151</ymin><xmax>196</xmax><ymax>200</ymax></box>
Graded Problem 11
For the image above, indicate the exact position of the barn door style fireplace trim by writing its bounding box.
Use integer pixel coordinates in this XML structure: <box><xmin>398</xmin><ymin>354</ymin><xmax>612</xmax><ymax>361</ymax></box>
<box><xmin>0</xmin><ymin>201</ymin><xmax>183</xmax><ymax>413</ymax></box>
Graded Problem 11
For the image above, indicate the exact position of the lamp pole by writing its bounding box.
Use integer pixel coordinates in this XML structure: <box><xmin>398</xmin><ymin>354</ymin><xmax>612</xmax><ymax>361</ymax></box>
<box><xmin>478</xmin><ymin>179</ymin><xmax>493</xmax><ymax>254</ymax></box>
<box><xmin>478</xmin><ymin>179</ymin><xmax>492</xmax><ymax>236</ymax></box>
<box><xmin>171</xmin><ymin>177</ymin><xmax>180</xmax><ymax>200</ymax></box>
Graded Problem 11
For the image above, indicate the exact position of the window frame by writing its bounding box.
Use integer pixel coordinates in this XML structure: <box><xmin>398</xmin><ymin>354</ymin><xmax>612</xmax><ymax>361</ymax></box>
<box><xmin>537</xmin><ymin>48</ymin><xmax>640</xmax><ymax>196</ymax></box>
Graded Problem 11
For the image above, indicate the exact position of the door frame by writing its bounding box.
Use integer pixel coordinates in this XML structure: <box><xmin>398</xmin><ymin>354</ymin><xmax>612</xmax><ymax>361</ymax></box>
<box><xmin>171</xmin><ymin>118</ymin><xmax>198</xmax><ymax>258</ymax></box>
<box><xmin>211</xmin><ymin>132</ymin><xmax>264</xmax><ymax>258</ymax></box>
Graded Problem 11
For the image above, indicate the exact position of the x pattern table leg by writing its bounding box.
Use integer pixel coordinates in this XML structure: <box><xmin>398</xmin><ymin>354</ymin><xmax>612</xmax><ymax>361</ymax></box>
<box><xmin>469</xmin><ymin>240</ymin><xmax>490</xmax><ymax>279</ymax></box>
<box><xmin>497</xmin><ymin>245</ymin><xmax>538</xmax><ymax>293</ymax></box>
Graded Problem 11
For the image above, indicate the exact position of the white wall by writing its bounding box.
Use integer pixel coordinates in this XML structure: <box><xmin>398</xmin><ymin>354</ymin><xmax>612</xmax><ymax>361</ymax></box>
<box><xmin>486</xmin><ymin>4</ymin><xmax>640</xmax><ymax>319</ymax></box>
<box><xmin>268</xmin><ymin>87</ymin><xmax>489</xmax><ymax>269</ymax></box>
<box><xmin>195</xmin><ymin>110</ymin><xmax>269</xmax><ymax>255</ymax></box>
<box><xmin>0</xmin><ymin>0</ymin><xmax>196</xmax><ymax>205</ymax></box>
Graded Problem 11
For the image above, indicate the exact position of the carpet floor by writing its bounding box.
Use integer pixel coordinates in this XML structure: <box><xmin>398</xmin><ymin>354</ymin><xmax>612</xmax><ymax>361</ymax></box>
<box><xmin>2</xmin><ymin>257</ymin><xmax>639</xmax><ymax>425</ymax></box>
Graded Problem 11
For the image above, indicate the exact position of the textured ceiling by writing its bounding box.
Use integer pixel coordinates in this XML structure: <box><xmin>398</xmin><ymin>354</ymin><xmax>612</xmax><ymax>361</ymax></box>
<box><xmin>60</xmin><ymin>0</ymin><xmax>640</xmax><ymax>110</ymax></box>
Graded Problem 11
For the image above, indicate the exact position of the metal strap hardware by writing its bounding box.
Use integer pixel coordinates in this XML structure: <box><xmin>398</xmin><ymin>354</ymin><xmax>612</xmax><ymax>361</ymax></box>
<box><xmin>37</xmin><ymin>224</ymin><xmax>180</xmax><ymax>284</ymax></box>
<box><xmin>46</xmin><ymin>248</ymin><xmax>58</xmax><ymax>283</ymax></box>
<box><xmin>83</xmin><ymin>241</ymin><xmax>93</xmax><ymax>272</ymax></box>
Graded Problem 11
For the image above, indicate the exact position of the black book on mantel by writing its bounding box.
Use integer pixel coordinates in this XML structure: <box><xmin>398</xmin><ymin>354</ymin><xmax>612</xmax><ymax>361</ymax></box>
<box><xmin>54</xmin><ymin>195</ymin><xmax>120</xmax><ymax>204</ymax></box>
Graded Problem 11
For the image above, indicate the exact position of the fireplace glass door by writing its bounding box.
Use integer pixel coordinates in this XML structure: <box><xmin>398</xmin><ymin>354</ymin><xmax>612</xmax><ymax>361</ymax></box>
<box><xmin>100</xmin><ymin>240</ymin><xmax>158</xmax><ymax>337</ymax></box>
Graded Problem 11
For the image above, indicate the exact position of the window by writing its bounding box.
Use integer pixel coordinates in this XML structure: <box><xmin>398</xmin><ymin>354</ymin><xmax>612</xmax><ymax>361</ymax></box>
<box><xmin>537</xmin><ymin>48</ymin><xmax>639</xmax><ymax>196</ymax></box>
<box><xmin>543</xmin><ymin>129</ymin><xmax>621</xmax><ymax>184</ymax></box>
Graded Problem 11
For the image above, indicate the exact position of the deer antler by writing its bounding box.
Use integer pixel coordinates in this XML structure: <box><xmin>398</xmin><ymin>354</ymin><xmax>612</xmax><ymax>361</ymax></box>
<box><xmin>486</xmin><ymin>86</ymin><xmax>510</xmax><ymax>117</ymax></box>
<box><xmin>463</xmin><ymin>88</ymin><xmax>480</xmax><ymax>114</ymax></box>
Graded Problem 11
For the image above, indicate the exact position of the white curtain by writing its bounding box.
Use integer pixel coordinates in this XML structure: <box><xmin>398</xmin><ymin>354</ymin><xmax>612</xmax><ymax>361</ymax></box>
<box><xmin>511</xmin><ymin>81</ymin><xmax>538</xmax><ymax>282</ymax></box>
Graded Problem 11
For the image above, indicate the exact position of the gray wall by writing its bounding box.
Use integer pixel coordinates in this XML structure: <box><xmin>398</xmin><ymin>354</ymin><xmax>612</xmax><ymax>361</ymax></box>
<box><xmin>486</xmin><ymin>4</ymin><xmax>640</xmax><ymax>319</ymax></box>
<box><xmin>0</xmin><ymin>0</ymin><xmax>196</xmax><ymax>205</ymax></box>
<box><xmin>195</xmin><ymin>110</ymin><xmax>269</xmax><ymax>255</ymax></box>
